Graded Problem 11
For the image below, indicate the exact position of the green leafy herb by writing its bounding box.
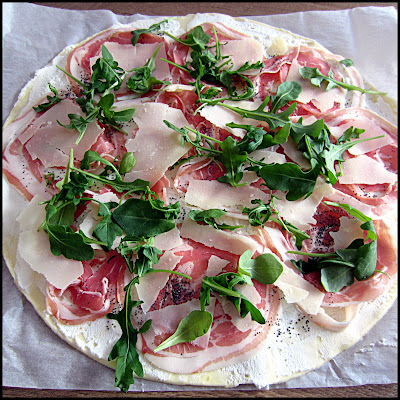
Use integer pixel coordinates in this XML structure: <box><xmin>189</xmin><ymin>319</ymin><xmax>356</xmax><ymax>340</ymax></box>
<box><xmin>340</xmin><ymin>58</ymin><xmax>354</xmax><ymax>67</ymax></box>
<box><xmin>112</xmin><ymin>197</ymin><xmax>177</xmax><ymax>239</ymax></box>
<box><xmin>256</xmin><ymin>161</ymin><xmax>320</xmax><ymax>201</ymax></box>
<box><xmin>107</xmin><ymin>277</ymin><xmax>152</xmax><ymax>392</ymax></box>
<box><xmin>45</xmin><ymin>224</ymin><xmax>95</xmax><ymax>261</ymax></box>
<box><xmin>293</xmin><ymin>123</ymin><xmax>384</xmax><ymax>185</ymax></box>
<box><xmin>289</xmin><ymin>202</ymin><xmax>378</xmax><ymax>292</ymax></box>
<box><xmin>131</xmin><ymin>18</ymin><xmax>171</xmax><ymax>46</ymax></box>
<box><xmin>299</xmin><ymin>66</ymin><xmax>386</xmax><ymax>95</ymax></box>
<box><xmin>153</xmin><ymin>310</ymin><xmax>213</xmax><ymax>353</ymax></box>
<box><xmin>238</xmin><ymin>250</ymin><xmax>283</xmax><ymax>285</ymax></box>
<box><xmin>56</xmin><ymin>45</ymin><xmax>135</xmax><ymax>144</ymax></box>
<box><xmin>119</xmin><ymin>152</ymin><xmax>136</xmax><ymax>175</ymax></box>
<box><xmin>242</xmin><ymin>197</ymin><xmax>310</xmax><ymax>249</ymax></box>
<box><xmin>32</xmin><ymin>83</ymin><xmax>62</xmax><ymax>112</ymax></box>
<box><xmin>188</xmin><ymin>209</ymin><xmax>244</xmax><ymax>231</ymax></box>
<box><xmin>92</xmin><ymin>202</ymin><xmax>124</xmax><ymax>251</ymax></box>
<box><xmin>163</xmin><ymin>25</ymin><xmax>263</xmax><ymax>102</ymax></box>
<box><xmin>126</xmin><ymin>44</ymin><xmax>171</xmax><ymax>93</ymax></box>
<box><xmin>200</xmin><ymin>272</ymin><xmax>266</xmax><ymax>324</ymax></box>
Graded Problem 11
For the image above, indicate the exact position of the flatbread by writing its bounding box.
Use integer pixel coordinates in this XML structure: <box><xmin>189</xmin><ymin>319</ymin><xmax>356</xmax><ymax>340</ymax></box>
<box><xmin>2</xmin><ymin>13</ymin><xmax>397</xmax><ymax>390</ymax></box>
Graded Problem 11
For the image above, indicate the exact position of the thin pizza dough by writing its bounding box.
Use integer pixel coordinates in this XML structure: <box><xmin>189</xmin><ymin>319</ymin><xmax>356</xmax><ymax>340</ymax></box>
<box><xmin>2</xmin><ymin>13</ymin><xmax>397</xmax><ymax>390</ymax></box>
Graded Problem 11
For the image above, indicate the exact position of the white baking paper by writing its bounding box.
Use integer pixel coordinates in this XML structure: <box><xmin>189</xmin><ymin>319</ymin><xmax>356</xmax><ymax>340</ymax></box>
<box><xmin>2</xmin><ymin>2</ymin><xmax>398</xmax><ymax>392</ymax></box>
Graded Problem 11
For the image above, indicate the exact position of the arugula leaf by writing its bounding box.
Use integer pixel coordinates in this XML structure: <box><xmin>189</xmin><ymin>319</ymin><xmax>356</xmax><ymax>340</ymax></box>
<box><xmin>33</xmin><ymin>83</ymin><xmax>62</xmax><ymax>112</ymax></box>
<box><xmin>200</xmin><ymin>273</ymin><xmax>266</xmax><ymax>324</ymax></box>
<box><xmin>91</xmin><ymin>45</ymin><xmax>126</xmax><ymax>93</ymax></box>
<box><xmin>215</xmin><ymin>136</ymin><xmax>248</xmax><ymax>186</ymax></box>
<box><xmin>295</xmin><ymin>123</ymin><xmax>383</xmax><ymax>185</ymax></box>
<box><xmin>107</xmin><ymin>277</ymin><xmax>152</xmax><ymax>392</ymax></box>
<box><xmin>270</xmin><ymin>81</ymin><xmax>302</xmax><ymax>113</ymax></box>
<box><xmin>289</xmin><ymin>203</ymin><xmax>378</xmax><ymax>292</ymax></box>
<box><xmin>153</xmin><ymin>310</ymin><xmax>213</xmax><ymax>353</ymax></box>
<box><xmin>166</xmin><ymin>25</ymin><xmax>211</xmax><ymax>52</ymax></box>
<box><xmin>257</xmin><ymin>162</ymin><xmax>320</xmax><ymax>201</ymax></box>
<box><xmin>242</xmin><ymin>199</ymin><xmax>272</xmax><ymax>226</ymax></box>
<box><xmin>126</xmin><ymin>44</ymin><xmax>171</xmax><ymax>93</ymax></box>
<box><xmin>320</xmin><ymin>264</ymin><xmax>355</xmax><ymax>292</ymax></box>
<box><xmin>132</xmin><ymin>243</ymin><xmax>163</xmax><ymax>276</ymax></box>
<box><xmin>340</xmin><ymin>58</ymin><xmax>354</xmax><ymax>67</ymax></box>
<box><xmin>299</xmin><ymin>66</ymin><xmax>386</xmax><ymax>95</ymax></box>
<box><xmin>112</xmin><ymin>198</ymin><xmax>176</xmax><ymax>239</ymax></box>
<box><xmin>238</xmin><ymin>250</ymin><xmax>283</xmax><ymax>285</ymax></box>
<box><xmin>131</xmin><ymin>18</ymin><xmax>170</xmax><ymax>46</ymax></box>
<box><xmin>93</xmin><ymin>202</ymin><xmax>124</xmax><ymax>251</ymax></box>
<box><xmin>188</xmin><ymin>209</ymin><xmax>244</xmax><ymax>231</ymax></box>
<box><xmin>119</xmin><ymin>152</ymin><xmax>136</xmax><ymax>175</ymax></box>
<box><xmin>45</xmin><ymin>224</ymin><xmax>95</xmax><ymax>261</ymax></box>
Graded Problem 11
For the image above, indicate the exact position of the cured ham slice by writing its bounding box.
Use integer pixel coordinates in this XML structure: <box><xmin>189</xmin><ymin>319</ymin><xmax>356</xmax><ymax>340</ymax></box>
<box><xmin>66</xmin><ymin>26</ymin><xmax>166</xmax><ymax>95</ymax></box>
<box><xmin>2</xmin><ymin>99</ymin><xmax>104</xmax><ymax>200</ymax></box>
<box><xmin>134</xmin><ymin>234</ymin><xmax>280</xmax><ymax>374</ymax></box>
<box><xmin>46</xmin><ymin>251</ymin><xmax>127</xmax><ymax>325</ymax></box>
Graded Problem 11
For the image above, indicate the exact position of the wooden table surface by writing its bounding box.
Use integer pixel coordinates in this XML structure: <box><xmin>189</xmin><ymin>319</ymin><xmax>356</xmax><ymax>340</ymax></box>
<box><xmin>4</xmin><ymin>2</ymin><xmax>398</xmax><ymax>398</ymax></box>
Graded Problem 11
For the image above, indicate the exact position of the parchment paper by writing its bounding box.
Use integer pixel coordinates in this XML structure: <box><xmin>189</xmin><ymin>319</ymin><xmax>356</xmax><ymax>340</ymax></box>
<box><xmin>2</xmin><ymin>2</ymin><xmax>398</xmax><ymax>391</ymax></box>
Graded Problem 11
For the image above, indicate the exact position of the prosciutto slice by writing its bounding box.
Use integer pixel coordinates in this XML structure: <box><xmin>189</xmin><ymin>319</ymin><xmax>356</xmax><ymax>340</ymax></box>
<box><xmin>134</xmin><ymin>237</ymin><xmax>281</xmax><ymax>374</ymax></box>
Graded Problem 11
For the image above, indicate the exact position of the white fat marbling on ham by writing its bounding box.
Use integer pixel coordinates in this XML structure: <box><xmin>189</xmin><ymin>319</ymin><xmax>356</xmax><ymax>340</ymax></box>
<box><xmin>180</xmin><ymin>218</ymin><xmax>262</xmax><ymax>256</ymax></box>
<box><xmin>185</xmin><ymin>179</ymin><xmax>269</xmax><ymax>210</ymax></box>
<box><xmin>19</xmin><ymin>99</ymin><xmax>103</xmax><ymax>168</ymax></box>
<box><xmin>17</xmin><ymin>196</ymin><xmax>83</xmax><ymax>290</ymax></box>
<box><xmin>135</xmin><ymin>251</ymin><xmax>183</xmax><ymax>313</ymax></box>
<box><xmin>275</xmin><ymin>264</ymin><xmax>324</xmax><ymax>315</ymax></box>
<box><xmin>339</xmin><ymin>155</ymin><xmax>397</xmax><ymax>184</ymax></box>
<box><xmin>286</xmin><ymin>58</ymin><xmax>346</xmax><ymax>112</ymax></box>
<box><xmin>206</xmin><ymin>255</ymin><xmax>230</xmax><ymax>276</ymax></box>
<box><xmin>199</xmin><ymin>99</ymin><xmax>267</xmax><ymax>138</ymax></box>
<box><xmin>274</xmin><ymin>177</ymin><xmax>335</xmax><ymax>230</ymax></box>
<box><xmin>124</xmin><ymin>103</ymin><xmax>194</xmax><ymax>186</ymax></box>
<box><xmin>153</xmin><ymin>227</ymin><xmax>184</xmax><ymax>251</ymax></box>
<box><xmin>330</xmin><ymin>216</ymin><xmax>364</xmax><ymax>250</ymax></box>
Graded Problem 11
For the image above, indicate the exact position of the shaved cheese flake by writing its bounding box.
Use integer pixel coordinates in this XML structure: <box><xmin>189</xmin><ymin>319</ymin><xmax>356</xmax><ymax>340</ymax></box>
<box><xmin>330</xmin><ymin>216</ymin><xmax>364</xmax><ymax>250</ymax></box>
<box><xmin>328</xmin><ymin>114</ymin><xmax>394</xmax><ymax>155</ymax></box>
<box><xmin>206</xmin><ymin>255</ymin><xmax>230</xmax><ymax>276</ymax></box>
<box><xmin>199</xmin><ymin>99</ymin><xmax>267</xmax><ymax>138</ymax></box>
<box><xmin>124</xmin><ymin>103</ymin><xmax>194</xmax><ymax>186</ymax></box>
<box><xmin>20</xmin><ymin>99</ymin><xmax>103</xmax><ymax>168</ymax></box>
<box><xmin>185</xmin><ymin>179</ymin><xmax>269</xmax><ymax>210</ymax></box>
<box><xmin>286</xmin><ymin>58</ymin><xmax>346</xmax><ymax>112</ymax></box>
<box><xmin>153</xmin><ymin>227</ymin><xmax>184</xmax><ymax>251</ymax></box>
<box><xmin>135</xmin><ymin>251</ymin><xmax>183</xmax><ymax>313</ymax></box>
<box><xmin>338</xmin><ymin>155</ymin><xmax>397</xmax><ymax>184</ymax></box>
<box><xmin>275</xmin><ymin>265</ymin><xmax>324</xmax><ymax>315</ymax></box>
<box><xmin>164</xmin><ymin>84</ymin><xmax>196</xmax><ymax>92</ymax></box>
<box><xmin>179</xmin><ymin>218</ymin><xmax>261</xmax><ymax>255</ymax></box>
<box><xmin>217</xmin><ymin>37</ymin><xmax>265</xmax><ymax>74</ymax></box>
<box><xmin>16</xmin><ymin>194</ymin><xmax>47</xmax><ymax>231</ymax></box>
<box><xmin>274</xmin><ymin>177</ymin><xmax>335</xmax><ymax>230</ymax></box>
<box><xmin>18</xmin><ymin>229</ymin><xmax>83</xmax><ymax>291</ymax></box>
